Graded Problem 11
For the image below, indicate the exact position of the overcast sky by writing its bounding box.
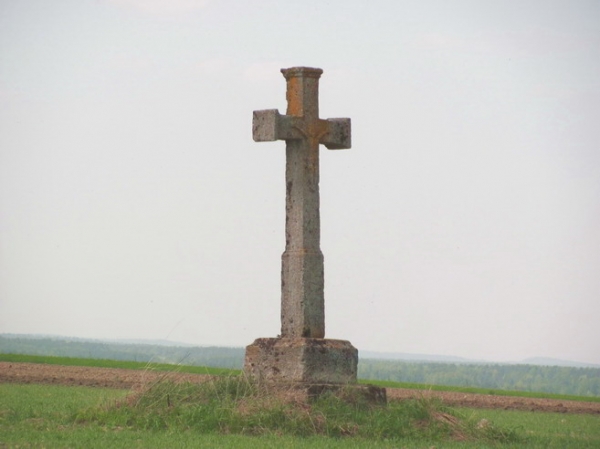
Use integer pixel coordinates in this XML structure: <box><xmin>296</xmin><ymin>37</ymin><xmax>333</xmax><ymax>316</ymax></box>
<box><xmin>1</xmin><ymin>0</ymin><xmax>599</xmax><ymax>365</ymax></box>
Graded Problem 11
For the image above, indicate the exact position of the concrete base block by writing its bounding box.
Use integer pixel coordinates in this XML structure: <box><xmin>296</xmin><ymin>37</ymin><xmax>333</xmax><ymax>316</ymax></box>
<box><xmin>243</xmin><ymin>337</ymin><xmax>358</xmax><ymax>384</ymax></box>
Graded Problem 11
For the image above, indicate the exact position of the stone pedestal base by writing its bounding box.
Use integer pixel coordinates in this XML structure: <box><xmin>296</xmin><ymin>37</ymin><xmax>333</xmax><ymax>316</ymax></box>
<box><xmin>243</xmin><ymin>337</ymin><xmax>358</xmax><ymax>384</ymax></box>
<box><xmin>243</xmin><ymin>337</ymin><xmax>386</xmax><ymax>404</ymax></box>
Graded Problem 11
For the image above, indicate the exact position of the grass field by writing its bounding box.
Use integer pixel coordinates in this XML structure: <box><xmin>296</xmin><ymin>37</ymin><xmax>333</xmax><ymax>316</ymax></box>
<box><xmin>0</xmin><ymin>353</ymin><xmax>237</xmax><ymax>376</ymax></box>
<box><xmin>1</xmin><ymin>354</ymin><xmax>600</xmax><ymax>448</ymax></box>
<box><xmin>460</xmin><ymin>407</ymin><xmax>600</xmax><ymax>448</ymax></box>
<box><xmin>1</xmin><ymin>382</ymin><xmax>599</xmax><ymax>448</ymax></box>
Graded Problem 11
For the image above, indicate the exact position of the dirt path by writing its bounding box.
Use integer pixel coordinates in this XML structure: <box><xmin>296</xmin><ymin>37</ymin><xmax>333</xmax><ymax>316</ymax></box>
<box><xmin>1</xmin><ymin>362</ymin><xmax>599</xmax><ymax>415</ymax></box>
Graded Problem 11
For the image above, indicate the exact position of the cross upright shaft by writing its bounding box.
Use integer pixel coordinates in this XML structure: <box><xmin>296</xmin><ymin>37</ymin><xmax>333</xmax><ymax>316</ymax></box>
<box><xmin>252</xmin><ymin>67</ymin><xmax>351</xmax><ymax>338</ymax></box>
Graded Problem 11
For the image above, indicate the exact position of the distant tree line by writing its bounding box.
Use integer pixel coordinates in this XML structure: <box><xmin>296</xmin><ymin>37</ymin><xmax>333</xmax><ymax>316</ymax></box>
<box><xmin>358</xmin><ymin>359</ymin><xmax>600</xmax><ymax>397</ymax></box>
<box><xmin>1</xmin><ymin>335</ymin><xmax>598</xmax><ymax>397</ymax></box>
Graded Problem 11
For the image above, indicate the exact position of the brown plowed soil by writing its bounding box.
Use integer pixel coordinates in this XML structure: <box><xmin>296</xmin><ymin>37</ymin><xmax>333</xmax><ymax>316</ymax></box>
<box><xmin>1</xmin><ymin>362</ymin><xmax>599</xmax><ymax>415</ymax></box>
<box><xmin>0</xmin><ymin>362</ymin><xmax>214</xmax><ymax>390</ymax></box>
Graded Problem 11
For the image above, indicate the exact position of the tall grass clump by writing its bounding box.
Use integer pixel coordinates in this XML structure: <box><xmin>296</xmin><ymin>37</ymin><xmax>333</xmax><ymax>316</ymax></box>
<box><xmin>76</xmin><ymin>376</ymin><xmax>520</xmax><ymax>444</ymax></box>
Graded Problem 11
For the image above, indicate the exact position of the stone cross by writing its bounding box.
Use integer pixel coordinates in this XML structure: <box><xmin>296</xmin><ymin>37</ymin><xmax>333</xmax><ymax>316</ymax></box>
<box><xmin>252</xmin><ymin>67</ymin><xmax>351</xmax><ymax>339</ymax></box>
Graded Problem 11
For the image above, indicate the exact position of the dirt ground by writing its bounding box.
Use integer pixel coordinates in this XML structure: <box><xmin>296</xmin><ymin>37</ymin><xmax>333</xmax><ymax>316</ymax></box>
<box><xmin>1</xmin><ymin>361</ymin><xmax>599</xmax><ymax>415</ymax></box>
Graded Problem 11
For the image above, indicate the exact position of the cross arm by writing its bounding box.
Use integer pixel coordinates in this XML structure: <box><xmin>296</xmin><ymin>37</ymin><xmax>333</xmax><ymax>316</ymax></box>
<box><xmin>252</xmin><ymin>109</ymin><xmax>351</xmax><ymax>150</ymax></box>
<box><xmin>321</xmin><ymin>118</ymin><xmax>351</xmax><ymax>150</ymax></box>
<box><xmin>252</xmin><ymin>109</ymin><xmax>302</xmax><ymax>142</ymax></box>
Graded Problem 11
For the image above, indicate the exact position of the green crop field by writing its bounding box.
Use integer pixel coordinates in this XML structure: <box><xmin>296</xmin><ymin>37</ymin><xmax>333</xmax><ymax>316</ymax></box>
<box><xmin>1</xmin><ymin>355</ymin><xmax>599</xmax><ymax>448</ymax></box>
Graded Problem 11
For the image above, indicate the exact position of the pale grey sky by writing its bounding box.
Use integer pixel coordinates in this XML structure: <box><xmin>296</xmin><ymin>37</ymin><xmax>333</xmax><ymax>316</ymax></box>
<box><xmin>1</xmin><ymin>0</ymin><xmax>599</xmax><ymax>364</ymax></box>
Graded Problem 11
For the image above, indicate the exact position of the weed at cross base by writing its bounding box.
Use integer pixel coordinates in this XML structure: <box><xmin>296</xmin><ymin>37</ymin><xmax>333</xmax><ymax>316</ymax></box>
<box><xmin>75</xmin><ymin>375</ymin><xmax>521</xmax><ymax>444</ymax></box>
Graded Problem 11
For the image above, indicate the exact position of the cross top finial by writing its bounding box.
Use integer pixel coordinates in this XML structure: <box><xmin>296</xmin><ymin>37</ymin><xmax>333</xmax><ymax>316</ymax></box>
<box><xmin>280</xmin><ymin>67</ymin><xmax>323</xmax><ymax>79</ymax></box>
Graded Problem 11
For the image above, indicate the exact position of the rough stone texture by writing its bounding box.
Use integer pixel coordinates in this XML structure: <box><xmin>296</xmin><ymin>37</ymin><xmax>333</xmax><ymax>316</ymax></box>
<box><xmin>252</xmin><ymin>67</ymin><xmax>351</xmax><ymax>339</ymax></box>
<box><xmin>244</xmin><ymin>337</ymin><xmax>358</xmax><ymax>384</ymax></box>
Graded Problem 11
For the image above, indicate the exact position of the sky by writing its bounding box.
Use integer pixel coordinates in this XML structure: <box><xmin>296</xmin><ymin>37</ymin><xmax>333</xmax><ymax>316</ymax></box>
<box><xmin>1</xmin><ymin>0</ymin><xmax>599</xmax><ymax>365</ymax></box>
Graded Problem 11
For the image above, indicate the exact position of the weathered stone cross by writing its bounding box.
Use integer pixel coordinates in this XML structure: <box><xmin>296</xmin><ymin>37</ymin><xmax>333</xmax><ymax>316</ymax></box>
<box><xmin>244</xmin><ymin>67</ymin><xmax>384</xmax><ymax>400</ymax></box>
<box><xmin>252</xmin><ymin>67</ymin><xmax>351</xmax><ymax>339</ymax></box>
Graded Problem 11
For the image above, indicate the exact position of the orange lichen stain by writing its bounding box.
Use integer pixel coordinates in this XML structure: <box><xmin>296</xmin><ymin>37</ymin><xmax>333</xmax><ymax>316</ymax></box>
<box><xmin>286</xmin><ymin>77</ymin><xmax>303</xmax><ymax>116</ymax></box>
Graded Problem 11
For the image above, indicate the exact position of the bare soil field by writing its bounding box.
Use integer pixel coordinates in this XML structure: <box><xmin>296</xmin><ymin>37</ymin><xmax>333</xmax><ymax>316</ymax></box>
<box><xmin>1</xmin><ymin>361</ymin><xmax>599</xmax><ymax>415</ymax></box>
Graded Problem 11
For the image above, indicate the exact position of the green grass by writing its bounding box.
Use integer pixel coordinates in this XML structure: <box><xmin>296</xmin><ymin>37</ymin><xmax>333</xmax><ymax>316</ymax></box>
<box><xmin>1</xmin><ymin>381</ymin><xmax>518</xmax><ymax>448</ymax></box>
<box><xmin>2</xmin><ymin>382</ymin><xmax>599</xmax><ymax>448</ymax></box>
<box><xmin>0</xmin><ymin>382</ymin><xmax>350</xmax><ymax>448</ymax></box>
<box><xmin>459</xmin><ymin>407</ymin><xmax>600</xmax><ymax>448</ymax></box>
<box><xmin>0</xmin><ymin>352</ymin><xmax>238</xmax><ymax>376</ymax></box>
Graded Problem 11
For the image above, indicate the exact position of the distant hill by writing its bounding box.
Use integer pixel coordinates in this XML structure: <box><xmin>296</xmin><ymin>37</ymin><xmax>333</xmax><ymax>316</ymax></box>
<box><xmin>360</xmin><ymin>350</ymin><xmax>600</xmax><ymax>369</ymax></box>
<box><xmin>0</xmin><ymin>334</ymin><xmax>195</xmax><ymax>348</ymax></box>
<box><xmin>2</xmin><ymin>333</ymin><xmax>598</xmax><ymax>368</ymax></box>
<box><xmin>0</xmin><ymin>334</ymin><xmax>244</xmax><ymax>369</ymax></box>
<box><xmin>361</xmin><ymin>350</ymin><xmax>478</xmax><ymax>364</ymax></box>
<box><xmin>520</xmin><ymin>357</ymin><xmax>600</xmax><ymax>369</ymax></box>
